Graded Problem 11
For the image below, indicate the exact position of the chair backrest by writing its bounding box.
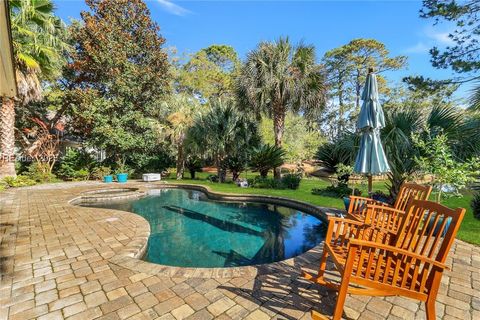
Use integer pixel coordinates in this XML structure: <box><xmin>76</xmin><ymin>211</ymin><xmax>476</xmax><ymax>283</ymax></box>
<box><xmin>393</xmin><ymin>183</ymin><xmax>432</xmax><ymax>212</ymax></box>
<box><xmin>355</xmin><ymin>200</ymin><xmax>465</xmax><ymax>297</ymax></box>
<box><xmin>393</xmin><ymin>199</ymin><xmax>465</xmax><ymax>264</ymax></box>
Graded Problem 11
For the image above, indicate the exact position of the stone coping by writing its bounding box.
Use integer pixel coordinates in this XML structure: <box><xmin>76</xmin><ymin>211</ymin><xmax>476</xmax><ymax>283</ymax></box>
<box><xmin>70</xmin><ymin>182</ymin><xmax>334</xmax><ymax>278</ymax></box>
<box><xmin>71</xmin><ymin>187</ymin><xmax>145</xmax><ymax>203</ymax></box>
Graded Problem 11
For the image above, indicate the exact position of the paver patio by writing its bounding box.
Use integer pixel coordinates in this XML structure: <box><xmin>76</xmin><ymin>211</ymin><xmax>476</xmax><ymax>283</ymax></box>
<box><xmin>0</xmin><ymin>181</ymin><xmax>478</xmax><ymax>320</ymax></box>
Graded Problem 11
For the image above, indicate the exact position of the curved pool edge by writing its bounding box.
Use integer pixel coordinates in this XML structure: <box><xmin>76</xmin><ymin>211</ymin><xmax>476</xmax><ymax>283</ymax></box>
<box><xmin>153</xmin><ymin>183</ymin><xmax>342</xmax><ymax>221</ymax></box>
<box><xmin>69</xmin><ymin>181</ymin><xmax>342</xmax><ymax>279</ymax></box>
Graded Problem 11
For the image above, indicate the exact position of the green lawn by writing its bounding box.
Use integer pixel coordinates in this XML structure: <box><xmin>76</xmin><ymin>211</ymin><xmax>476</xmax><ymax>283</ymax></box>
<box><xmin>165</xmin><ymin>171</ymin><xmax>478</xmax><ymax>245</ymax></box>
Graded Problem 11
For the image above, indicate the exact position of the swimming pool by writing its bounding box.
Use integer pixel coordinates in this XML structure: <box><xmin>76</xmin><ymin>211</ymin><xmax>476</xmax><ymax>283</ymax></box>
<box><xmin>82</xmin><ymin>188</ymin><xmax>326</xmax><ymax>268</ymax></box>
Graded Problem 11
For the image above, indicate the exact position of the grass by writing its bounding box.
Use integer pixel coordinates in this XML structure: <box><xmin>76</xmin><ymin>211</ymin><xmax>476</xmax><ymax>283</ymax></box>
<box><xmin>165</xmin><ymin>171</ymin><xmax>479</xmax><ymax>245</ymax></box>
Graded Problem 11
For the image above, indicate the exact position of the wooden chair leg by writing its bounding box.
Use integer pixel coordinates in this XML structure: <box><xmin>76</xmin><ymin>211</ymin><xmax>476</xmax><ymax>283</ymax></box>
<box><xmin>317</xmin><ymin>246</ymin><xmax>329</xmax><ymax>278</ymax></box>
<box><xmin>331</xmin><ymin>272</ymin><xmax>350</xmax><ymax>320</ymax></box>
<box><xmin>425</xmin><ymin>297</ymin><xmax>436</xmax><ymax>320</ymax></box>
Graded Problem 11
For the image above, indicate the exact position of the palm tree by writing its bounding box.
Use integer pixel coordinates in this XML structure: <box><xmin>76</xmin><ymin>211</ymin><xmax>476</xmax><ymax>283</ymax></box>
<box><xmin>237</xmin><ymin>37</ymin><xmax>327</xmax><ymax>178</ymax></box>
<box><xmin>186</xmin><ymin>100</ymin><xmax>258</xmax><ymax>182</ymax></box>
<box><xmin>382</xmin><ymin>108</ymin><xmax>423</xmax><ymax>197</ymax></box>
<box><xmin>0</xmin><ymin>0</ymin><xmax>67</xmax><ymax>178</ymax></box>
<box><xmin>249</xmin><ymin>144</ymin><xmax>286</xmax><ymax>178</ymax></box>
<box><xmin>383</xmin><ymin>105</ymin><xmax>471</xmax><ymax>197</ymax></box>
<box><xmin>161</xmin><ymin>94</ymin><xmax>199</xmax><ymax>180</ymax></box>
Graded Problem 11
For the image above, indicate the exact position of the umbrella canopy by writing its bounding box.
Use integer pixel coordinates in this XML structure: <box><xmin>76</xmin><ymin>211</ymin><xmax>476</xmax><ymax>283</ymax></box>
<box><xmin>354</xmin><ymin>69</ymin><xmax>390</xmax><ymax>192</ymax></box>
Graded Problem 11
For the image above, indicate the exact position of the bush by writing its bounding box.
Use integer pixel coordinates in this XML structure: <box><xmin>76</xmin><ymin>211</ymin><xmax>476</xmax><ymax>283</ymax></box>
<box><xmin>2</xmin><ymin>175</ymin><xmax>37</xmax><ymax>188</ymax></box>
<box><xmin>281</xmin><ymin>173</ymin><xmax>302</xmax><ymax>190</ymax></box>
<box><xmin>126</xmin><ymin>150</ymin><xmax>173</xmax><ymax>174</ymax></box>
<box><xmin>250</xmin><ymin>144</ymin><xmax>286</xmax><ymax>178</ymax></box>
<box><xmin>472</xmin><ymin>192</ymin><xmax>480</xmax><ymax>219</ymax></box>
<box><xmin>371</xmin><ymin>191</ymin><xmax>395</xmax><ymax>205</ymax></box>
<box><xmin>185</xmin><ymin>156</ymin><xmax>203</xmax><ymax>179</ymax></box>
<box><xmin>312</xmin><ymin>183</ymin><xmax>361</xmax><ymax>198</ymax></box>
<box><xmin>248</xmin><ymin>176</ymin><xmax>285</xmax><ymax>189</ymax></box>
<box><xmin>57</xmin><ymin>149</ymin><xmax>97</xmax><ymax>181</ymax></box>
<box><xmin>207</xmin><ymin>174</ymin><xmax>219</xmax><ymax>183</ymax></box>
<box><xmin>315</xmin><ymin>133</ymin><xmax>358</xmax><ymax>172</ymax></box>
<box><xmin>26</xmin><ymin>162</ymin><xmax>57</xmax><ymax>183</ymax></box>
<box><xmin>92</xmin><ymin>166</ymin><xmax>112</xmax><ymax>180</ymax></box>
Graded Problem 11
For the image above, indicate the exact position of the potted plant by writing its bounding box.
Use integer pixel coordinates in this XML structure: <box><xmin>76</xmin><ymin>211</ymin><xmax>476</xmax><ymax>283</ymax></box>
<box><xmin>336</xmin><ymin>164</ymin><xmax>354</xmax><ymax>210</ymax></box>
<box><xmin>93</xmin><ymin>166</ymin><xmax>113</xmax><ymax>183</ymax></box>
<box><xmin>93</xmin><ymin>166</ymin><xmax>112</xmax><ymax>183</ymax></box>
<box><xmin>115</xmin><ymin>161</ymin><xmax>129</xmax><ymax>183</ymax></box>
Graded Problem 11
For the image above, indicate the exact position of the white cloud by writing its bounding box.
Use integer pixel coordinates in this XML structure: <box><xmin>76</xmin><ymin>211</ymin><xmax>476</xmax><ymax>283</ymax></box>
<box><xmin>403</xmin><ymin>42</ymin><xmax>430</xmax><ymax>54</ymax></box>
<box><xmin>424</xmin><ymin>26</ymin><xmax>455</xmax><ymax>46</ymax></box>
<box><xmin>156</xmin><ymin>0</ymin><xmax>191</xmax><ymax>16</ymax></box>
<box><xmin>403</xmin><ymin>26</ymin><xmax>455</xmax><ymax>55</ymax></box>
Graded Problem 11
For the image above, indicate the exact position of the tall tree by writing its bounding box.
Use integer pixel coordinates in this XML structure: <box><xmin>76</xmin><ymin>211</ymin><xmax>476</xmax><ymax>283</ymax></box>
<box><xmin>0</xmin><ymin>0</ymin><xmax>67</xmax><ymax>178</ymax></box>
<box><xmin>160</xmin><ymin>94</ymin><xmax>200</xmax><ymax>180</ymax></box>
<box><xmin>237</xmin><ymin>37</ymin><xmax>326</xmax><ymax>178</ymax></box>
<box><xmin>186</xmin><ymin>100</ymin><xmax>259</xmax><ymax>182</ymax></box>
<box><xmin>420</xmin><ymin>1</ymin><xmax>480</xmax><ymax>109</ymax></box>
<box><xmin>67</xmin><ymin>0</ymin><xmax>170</xmax><ymax>163</ymax></box>
<box><xmin>176</xmin><ymin>44</ymin><xmax>240</xmax><ymax>101</ymax></box>
<box><xmin>321</xmin><ymin>39</ymin><xmax>407</xmax><ymax>137</ymax></box>
<box><xmin>259</xmin><ymin>112</ymin><xmax>325</xmax><ymax>163</ymax></box>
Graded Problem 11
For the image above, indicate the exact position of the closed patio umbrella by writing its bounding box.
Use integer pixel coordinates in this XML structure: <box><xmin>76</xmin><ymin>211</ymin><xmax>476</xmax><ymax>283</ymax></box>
<box><xmin>354</xmin><ymin>68</ymin><xmax>390</xmax><ymax>193</ymax></box>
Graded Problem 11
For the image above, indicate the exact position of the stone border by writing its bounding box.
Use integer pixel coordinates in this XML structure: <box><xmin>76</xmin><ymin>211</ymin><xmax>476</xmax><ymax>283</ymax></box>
<box><xmin>71</xmin><ymin>187</ymin><xmax>145</xmax><ymax>203</ymax></box>
<box><xmin>71</xmin><ymin>182</ymin><xmax>342</xmax><ymax>278</ymax></box>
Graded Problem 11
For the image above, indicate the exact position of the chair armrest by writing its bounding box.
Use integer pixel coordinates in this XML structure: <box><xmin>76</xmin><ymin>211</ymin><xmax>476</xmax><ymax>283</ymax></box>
<box><xmin>348</xmin><ymin>239</ymin><xmax>449</xmax><ymax>270</ymax></box>
<box><xmin>348</xmin><ymin>196</ymin><xmax>392</xmax><ymax>216</ymax></box>
<box><xmin>364</xmin><ymin>204</ymin><xmax>406</xmax><ymax>231</ymax></box>
<box><xmin>325</xmin><ymin>217</ymin><xmax>365</xmax><ymax>244</ymax></box>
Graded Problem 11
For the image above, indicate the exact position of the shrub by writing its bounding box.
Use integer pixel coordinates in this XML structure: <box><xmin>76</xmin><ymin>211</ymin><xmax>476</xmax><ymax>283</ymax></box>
<box><xmin>185</xmin><ymin>156</ymin><xmax>203</xmax><ymax>179</ymax></box>
<box><xmin>2</xmin><ymin>175</ymin><xmax>37</xmax><ymax>187</ymax></box>
<box><xmin>371</xmin><ymin>191</ymin><xmax>395</xmax><ymax>205</ymax></box>
<box><xmin>92</xmin><ymin>166</ymin><xmax>112</xmax><ymax>180</ymax></box>
<box><xmin>312</xmin><ymin>183</ymin><xmax>361</xmax><ymax>198</ymax></box>
<box><xmin>26</xmin><ymin>162</ymin><xmax>57</xmax><ymax>183</ymax></box>
<box><xmin>248</xmin><ymin>176</ymin><xmax>285</xmax><ymax>189</ymax></box>
<box><xmin>57</xmin><ymin>149</ymin><xmax>97</xmax><ymax>181</ymax></box>
<box><xmin>315</xmin><ymin>133</ymin><xmax>358</xmax><ymax>172</ymax></box>
<box><xmin>250</xmin><ymin>144</ymin><xmax>286</xmax><ymax>178</ymax></box>
<box><xmin>281</xmin><ymin>173</ymin><xmax>302</xmax><ymax>190</ymax></box>
<box><xmin>207</xmin><ymin>174</ymin><xmax>219</xmax><ymax>182</ymax></box>
<box><xmin>223</xmin><ymin>155</ymin><xmax>248</xmax><ymax>181</ymax></box>
<box><xmin>472</xmin><ymin>192</ymin><xmax>480</xmax><ymax>219</ymax></box>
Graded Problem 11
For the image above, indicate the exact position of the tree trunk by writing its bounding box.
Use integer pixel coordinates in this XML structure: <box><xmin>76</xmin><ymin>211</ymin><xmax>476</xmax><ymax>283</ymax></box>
<box><xmin>0</xmin><ymin>98</ymin><xmax>16</xmax><ymax>178</ymax></box>
<box><xmin>355</xmin><ymin>70</ymin><xmax>361</xmax><ymax>114</ymax></box>
<box><xmin>176</xmin><ymin>144</ymin><xmax>184</xmax><ymax>180</ymax></box>
<box><xmin>232</xmin><ymin>170</ymin><xmax>240</xmax><ymax>182</ymax></box>
<box><xmin>273</xmin><ymin>108</ymin><xmax>285</xmax><ymax>180</ymax></box>
<box><xmin>215</xmin><ymin>154</ymin><xmax>224</xmax><ymax>183</ymax></box>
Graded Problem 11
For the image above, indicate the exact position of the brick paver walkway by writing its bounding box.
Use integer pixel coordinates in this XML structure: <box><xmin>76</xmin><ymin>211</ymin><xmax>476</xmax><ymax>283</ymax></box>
<box><xmin>1</xmin><ymin>182</ymin><xmax>479</xmax><ymax>320</ymax></box>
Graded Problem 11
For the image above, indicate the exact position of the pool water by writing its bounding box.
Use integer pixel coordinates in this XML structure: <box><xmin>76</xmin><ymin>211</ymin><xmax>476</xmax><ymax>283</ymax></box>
<box><xmin>82</xmin><ymin>188</ymin><xmax>326</xmax><ymax>268</ymax></box>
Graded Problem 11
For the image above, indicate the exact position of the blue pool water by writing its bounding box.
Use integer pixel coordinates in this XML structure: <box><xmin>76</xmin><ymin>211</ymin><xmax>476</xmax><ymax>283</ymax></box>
<box><xmin>82</xmin><ymin>188</ymin><xmax>326</xmax><ymax>268</ymax></box>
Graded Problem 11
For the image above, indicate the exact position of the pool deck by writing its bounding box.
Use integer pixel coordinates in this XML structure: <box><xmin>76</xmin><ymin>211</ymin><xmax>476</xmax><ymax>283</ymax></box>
<box><xmin>1</xmin><ymin>181</ymin><xmax>479</xmax><ymax>320</ymax></box>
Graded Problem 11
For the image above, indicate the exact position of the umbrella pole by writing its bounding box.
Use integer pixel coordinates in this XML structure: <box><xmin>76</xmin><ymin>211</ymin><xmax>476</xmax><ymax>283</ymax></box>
<box><xmin>368</xmin><ymin>175</ymin><xmax>373</xmax><ymax>194</ymax></box>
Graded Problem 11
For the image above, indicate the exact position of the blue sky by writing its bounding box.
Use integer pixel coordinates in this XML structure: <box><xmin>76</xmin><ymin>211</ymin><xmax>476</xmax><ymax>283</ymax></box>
<box><xmin>54</xmin><ymin>0</ymin><xmax>468</xmax><ymax>99</ymax></box>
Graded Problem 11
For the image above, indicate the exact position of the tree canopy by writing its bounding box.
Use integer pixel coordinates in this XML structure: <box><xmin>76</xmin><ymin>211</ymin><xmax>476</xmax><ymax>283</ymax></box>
<box><xmin>66</xmin><ymin>0</ymin><xmax>171</xmax><ymax>160</ymax></box>
<box><xmin>176</xmin><ymin>45</ymin><xmax>240</xmax><ymax>101</ymax></box>
<box><xmin>321</xmin><ymin>38</ymin><xmax>407</xmax><ymax>138</ymax></box>
<box><xmin>237</xmin><ymin>37</ymin><xmax>326</xmax><ymax>177</ymax></box>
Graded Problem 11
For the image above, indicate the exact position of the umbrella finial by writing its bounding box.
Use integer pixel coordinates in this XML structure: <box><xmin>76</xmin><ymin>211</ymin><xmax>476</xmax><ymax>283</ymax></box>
<box><xmin>368</xmin><ymin>67</ymin><xmax>374</xmax><ymax>73</ymax></box>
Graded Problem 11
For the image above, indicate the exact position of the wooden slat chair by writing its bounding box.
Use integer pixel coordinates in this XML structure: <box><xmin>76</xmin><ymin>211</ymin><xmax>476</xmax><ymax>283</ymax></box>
<box><xmin>304</xmin><ymin>200</ymin><xmax>465</xmax><ymax>320</ymax></box>
<box><xmin>347</xmin><ymin>183</ymin><xmax>432</xmax><ymax>228</ymax></box>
